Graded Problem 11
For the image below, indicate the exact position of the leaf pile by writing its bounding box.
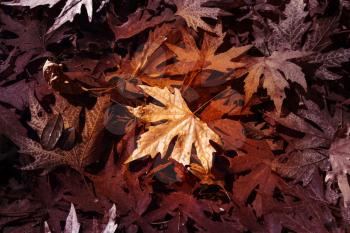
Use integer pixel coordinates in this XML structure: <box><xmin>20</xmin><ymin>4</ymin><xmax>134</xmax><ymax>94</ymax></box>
<box><xmin>1</xmin><ymin>0</ymin><xmax>350</xmax><ymax>232</ymax></box>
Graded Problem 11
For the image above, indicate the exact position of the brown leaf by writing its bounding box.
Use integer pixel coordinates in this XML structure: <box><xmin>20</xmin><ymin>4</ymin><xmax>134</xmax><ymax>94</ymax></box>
<box><xmin>200</xmin><ymin>87</ymin><xmax>244</xmax><ymax>122</ymax></box>
<box><xmin>165</xmin><ymin>26</ymin><xmax>251</xmax><ymax>74</ymax></box>
<box><xmin>13</xmin><ymin>94</ymin><xmax>110</xmax><ymax>171</ymax></box>
<box><xmin>244</xmin><ymin>51</ymin><xmax>308</xmax><ymax>113</ymax></box>
<box><xmin>168</xmin><ymin>0</ymin><xmax>228</xmax><ymax>32</ymax></box>
<box><xmin>108</xmin><ymin>6</ymin><xmax>173</xmax><ymax>40</ymax></box>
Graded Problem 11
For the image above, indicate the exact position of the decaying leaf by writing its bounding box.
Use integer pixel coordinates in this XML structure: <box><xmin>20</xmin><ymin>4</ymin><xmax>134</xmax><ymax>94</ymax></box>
<box><xmin>11</xmin><ymin>93</ymin><xmax>110</xmax><ymax>171</ymax></box>
<box><xmin>267</xmin><ymin>0</ymin><xmax>311</xmax><ymax>51</ymax></box>
<box><xmin>27</xmin><ymin>91</ymin><xmax>49</xmax><ymax>136</ymax></box>
<box><xmin>126</xmin><ymin>85</ymin><xmax>221</xmax><ymax>171</ymax></box>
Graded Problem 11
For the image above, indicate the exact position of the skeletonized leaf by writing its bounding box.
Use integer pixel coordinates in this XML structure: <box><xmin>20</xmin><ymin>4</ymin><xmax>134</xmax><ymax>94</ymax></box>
<box><xmin>28</xmin><ymin>91</ymin><xmax>49</xmax><ymax>136</ymax></box>
<box><xmin>72</xmin><ymin>95</ymin><xmax>110</xmax><ymax>169</ymax></box>
<box><xmin>15</xmin><ymin>94</ymin><xmax>109</xmax><ymax>171</ymax></box>
<box><xmin>126</xmin><ymin>85</ymin><xmax>221</xmax><ymax>171</ymax></box>
<box><xmin>64</xmin><ymin>203</ymin><xmax>80</xmax><ymax>233</ymax></box>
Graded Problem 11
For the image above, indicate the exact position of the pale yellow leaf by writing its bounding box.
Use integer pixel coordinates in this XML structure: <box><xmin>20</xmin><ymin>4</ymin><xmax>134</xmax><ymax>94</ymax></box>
<box><xmin>126</xmin><ymin>85</ymin><xmax>221</xmax><ymax>171</ymax></box>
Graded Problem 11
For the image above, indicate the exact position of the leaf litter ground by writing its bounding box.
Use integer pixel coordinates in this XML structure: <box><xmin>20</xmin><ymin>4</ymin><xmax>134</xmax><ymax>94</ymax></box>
<box><xmin>1</xmin><ymin>0</ymin><xmax>350</xmax><ymax>232</ymax></box>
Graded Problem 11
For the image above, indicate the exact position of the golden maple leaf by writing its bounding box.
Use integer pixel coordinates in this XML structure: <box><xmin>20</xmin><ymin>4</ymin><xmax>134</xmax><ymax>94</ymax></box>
<box><xmin>126</xmin><ymin>85</ymin><xmax>221</xmax><ymax>171</ymax></box>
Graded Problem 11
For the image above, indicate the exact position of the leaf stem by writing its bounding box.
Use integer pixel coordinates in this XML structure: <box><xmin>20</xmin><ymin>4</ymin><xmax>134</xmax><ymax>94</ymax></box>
<box><xmin>192</xmin><ymin>89</ymin><xmax>225</xmax><ymax>115</ymax></box>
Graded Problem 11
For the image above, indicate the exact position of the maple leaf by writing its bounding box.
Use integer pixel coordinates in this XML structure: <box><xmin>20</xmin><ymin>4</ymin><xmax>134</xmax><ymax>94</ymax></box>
<box><xmin>327</xmin><ymin>131</ymin><xmax>350</xmax><ymax>207</ymax></box>
<box><xmin>108</xmin><ymin>1</ymin><xmax>173</xmax><ymax>40</ymax></box>
<box><xmin>115</xmin><ymin>24</ymin><xmax>173</xmax><ymax>79</ymax></box>
<box><xmin>144</xmin><ymin>192</ymin><xmax>256</xmax><ymax>232</ymax></box>
<box><xmin>2</xmin><ymin>0</ymin><xmax>94</xmax><ymax>33</ymax></box>
<box><xmin>165</xmin><ymin>26</ymin><xmax>251</xmax><ymax>74</ymax></box>
<box><xmin>109</xmin><ymin>0</ymin><xmax>226</xmax><ymax>39</ymax></box>
<box><xmin>167</xmin><ymin>0</ymin><xmax>226</xmax><ymax>32</ymax></box>
<box><xmin>0</xmin><ymin>80</ymin><xmax>36</xmax><ymax>111</ymax></box>
<box><xmin>11</xmin><ymin>93</ymin><xmax>110</xmax><ymax>171</ymax></box>
<box><xmin>87</xmin><ymin>147</ymin><xmax>153</xmax><ymax>227</ymax></box>
<box><xmin>265</xmin><ymin>99</ymin><xmax>342</xmax><ymax>185</ymax></box>
<box><xmin>2</xmin><ymin>0</ymin><xmax>60</xmax><ymax>8</ymax></box>
<box><xmin>102</xmin><ymin>204</ymin><xmax>118</xmax><ymax>233</ymax></box>
<box><xmin>106</xmin><ymin>24</ymin><xmax>182</xmax><ymax>91</ymax></box>
<box><xmin>248</xmin><ymin>0</ymin><xmax>347</xmax><ymax>111</ymax></box>
<box><xmin>0</xmin><ymin>105</ymin><xmax>27</xmax><ymax>138</ymax></box>
<box><xmin>266</xmin><ymin>0</ymin><xmax>311</xmax><ymax>52</ymax></box>
<box><xmin>246</xmin><ymin>0</ymin><xmax>313</xmax><ymax>113</ymax></box>
<box><xmin>126</xmin><ymin>85</ymin><xmax>221</xmax><ymax>171</ymax></box>
<box><xmin>303</xmin><ymin>15</ymin><xmax>340</xmax><ymax>52</ymax></box>
<box><xmin>209</xmin><ymin>119</ymin><xmax>246</xmax><ymax>151</ymax></box>
<box><xmin>244</xmin><ymin>51</ymin><xmax>308</xmax><ymax>113</ymax></box>
<box><xmin>229</xmin><ymin>139</ymin><xmax>304</xmax><ymax>217</ymax></box>
<box><xmin>0</xmin><ymin>11</ymin><xmax>50</xmax><ymax>82</ymax></box>
<box><xmin>309</xmin><ymin>48</ymin><xmax>350</xmax><ymax>80</ymax></box>
<box><xmin>27</xmin><ymin>91</ymin><xmax>50</xmax><ymax>136</ymax></box>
